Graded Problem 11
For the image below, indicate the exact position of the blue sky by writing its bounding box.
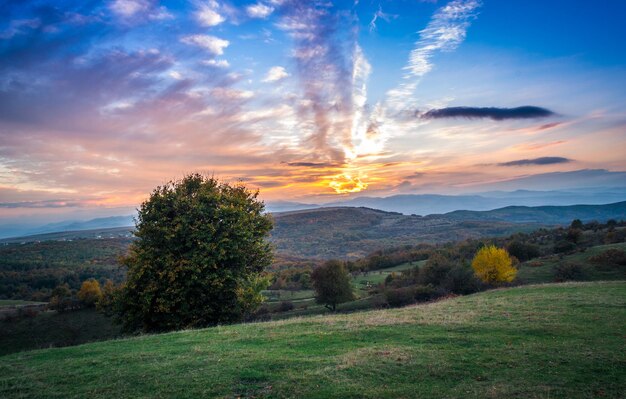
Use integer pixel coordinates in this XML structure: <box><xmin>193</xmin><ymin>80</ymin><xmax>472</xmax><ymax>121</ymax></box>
<box><xmin>0</xmin><ymin>0</ymin><xmax>625</xmax><ymax>225</ymax></box>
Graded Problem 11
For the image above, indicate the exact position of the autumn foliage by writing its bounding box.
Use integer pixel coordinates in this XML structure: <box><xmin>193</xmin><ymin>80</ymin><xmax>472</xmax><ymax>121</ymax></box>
<box><xmin>77</xmin><ymin>279</ymin><xmax>102</xmax><ymax>307</ymax></box>
<box><xmin>471</xmin><ymin>245</ymin><xmax>517</xmax><ymax>284</ymax></box>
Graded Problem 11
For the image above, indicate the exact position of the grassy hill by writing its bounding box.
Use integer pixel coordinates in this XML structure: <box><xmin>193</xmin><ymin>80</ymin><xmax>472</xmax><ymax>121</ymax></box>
<box><xmin>1</xmin><ymin>281</ymin><xmax>624</xmax><ymax>398</ymax></box>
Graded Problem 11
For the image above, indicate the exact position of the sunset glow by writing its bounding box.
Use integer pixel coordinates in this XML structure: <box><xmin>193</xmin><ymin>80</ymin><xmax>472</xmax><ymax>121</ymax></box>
<box><xmin>1</xmin><ymin>0</ymin><xmax>625</xmax><ymax>227</ymax></box>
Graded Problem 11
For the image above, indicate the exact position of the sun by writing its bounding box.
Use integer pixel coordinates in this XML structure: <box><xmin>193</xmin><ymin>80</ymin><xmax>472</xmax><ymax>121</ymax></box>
<box><xmin>329</xmin><ymin>173</ymin><xmax>368</xmax><ymax>194</ymax></box>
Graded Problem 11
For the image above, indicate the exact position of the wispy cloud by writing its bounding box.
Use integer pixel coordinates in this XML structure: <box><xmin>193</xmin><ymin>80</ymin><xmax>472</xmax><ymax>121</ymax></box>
<box><xmin>421</xmin><ymin>106</ymin><xmax>555</xmax><ymax>120</ymax></box>
<box><xmin>497</xmin><ymin>157</ymin><xmax>572</xmax><ymax>167</ymax></box>
<box><xmin>262</xmin><ymin>66</ymin><xmax>289</xmax><ymax>82</ymax></box>
<box><xmin>181</xmin><ymin>34</ymin><xmax>229</xmax><ymax>55</ymax></box>
<box><xmin>246</xmin><ymin>3</ymin><xmax>275</xmax><ymax>19</ymax></box>
<box><xmin>387</xmin><ymin>0</ymin><xmax>481</xmax><ymax>109</ymax></box>
<box><xmin>195</xmin><ymin>1</ymin><xmax>226</xmax><ymax>26</ymax></box>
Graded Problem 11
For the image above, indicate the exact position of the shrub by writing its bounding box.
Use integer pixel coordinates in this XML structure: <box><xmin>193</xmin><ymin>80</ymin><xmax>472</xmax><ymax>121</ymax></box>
<box><xmin>471</xmin><ymin>245</ymin><xmax>516</xmax><ymax>285</ymax></box>
<box><xmin>418</xmin><ymin>254</ymin><xmax>453</xmax><ymax>286</ymax></box>
<box><xmin>413</xmin><ymin>285</ymin><xmax>438</xmax><ymax>302</ymax></box>
<box><xmin>554</xmin><ymin>263</ymin><xmax>586</xmax><ymax>282</ymax></box>
<box><xmin>554</xmin><ymin>240</ymin><xmax>576</xmax><ymax>254</ymax></box>
<box><xmin>588</xmin><ymin>249</ymin><xmax>626</xmax><ymax>270</ymax></box>
<box><xmin>385</xmin><ymin>286</ymin><xmax>416</xmax><ymax>307</ymax></box>
<box><xmin>278</xmin><ymin>301</ymin><xmax>294</xmax><ymax>312</ymax></box>
<box><xmin>506</xmin><ymin>240</ymin><xmax>540</xmax><ymax>262</ymax></box>
<box><xmin>441</xmin><ymin>266</ymin><xmax>482</xmax><ymax>295</ymax></box>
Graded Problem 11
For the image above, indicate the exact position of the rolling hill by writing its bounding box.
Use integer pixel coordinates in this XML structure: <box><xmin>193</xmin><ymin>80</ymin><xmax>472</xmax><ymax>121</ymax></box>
<box><xmin>1</xmin><ymin>281</ymin><xmax>623</xmax><ymax>398</ymax></box>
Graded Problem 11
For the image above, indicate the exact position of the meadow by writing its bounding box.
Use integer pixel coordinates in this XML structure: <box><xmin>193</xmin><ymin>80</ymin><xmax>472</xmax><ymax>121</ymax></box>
<box><xmin>0</xmin><ymin>281</ymin><xmax>624</xmax><ymax>398</ymax></box>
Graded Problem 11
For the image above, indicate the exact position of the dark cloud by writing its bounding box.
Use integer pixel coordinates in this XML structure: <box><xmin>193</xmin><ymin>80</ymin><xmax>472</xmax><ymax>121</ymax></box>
<box><xmin>497</xmin><ymin>157</ymin><xmax>572</xmax><ymax>167</ymax></box>
<box><xmin>284</xmin><ymin>161</ymin><xmax>341</xmax><ymax>168</ymax></box>
<box><xmin>420</xmin><ymin>106</ymin><xmax>556</xmax><ymax>121</ymax></box>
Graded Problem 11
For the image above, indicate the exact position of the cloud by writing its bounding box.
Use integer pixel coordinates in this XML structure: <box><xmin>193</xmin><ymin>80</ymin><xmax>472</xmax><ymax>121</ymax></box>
<box><xmin>497</xmin><ymin>157</ymin><xmax>572</xmax><ymax>167</ymax></box>
<box><xmin>284</xmin><ymin>162</ymin><xmax>340</xmax><ymax>168</ymax></box>
<box><xmin>109</xmin><ymin>0</ymin><xmax>172</xmax><ymax>21</ymax></box>
<box><xmin>368</xmin><ymin>5</ymin><xmax>395</xmax><ymax>32</ymax></box>
<box><xmin>263</xmin><ymin>66</ymin><xmax>289</xmax><ymax>82</ymax></box>
<box><xmin>202</xmin><ymin>59</ymin><xmax>230</xmax><ymax>68</ymax></box>
<box><xmin>246</xmin><ymin>3</ymin><xmax>274</xmax><ymax>19</ymax></box>
<box><xmin>181</xmin><ymin>34</ymin><xmax>229</xmax><ymax>55</ymax></box>
<box><xmin>110</xmin><ymin>0</ymin><xmax>150</xmax><ymax>17</ymax></box>
<box><xmin>386</xmin><ymin>0</ymin><xmax>481</xmax><ymax>109</ymax></box>
<box><xmin>276</xmin><ymin>1</ymin><xmax>372</xmax><ymax>163</ymax></box>
<box><xmin>420</xmin><ymin>106</ymin><xmax>556</xmax><ymax>121</ymax></box>
<box><xmin>196</xmin><ymin>1</ymin><xmax>226</xmax><ymax>26</ymax></box>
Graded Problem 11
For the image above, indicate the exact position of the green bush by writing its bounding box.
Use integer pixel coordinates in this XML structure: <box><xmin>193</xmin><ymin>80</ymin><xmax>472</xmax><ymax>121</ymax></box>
<box><xmin>384</xmin><ymin>286</ymin><xmax>416</xmax><ymax>307</ymax></box>
<box><xmin>554</xmin><ymin>263</ymin><xmax>586</xmax><ymax>282</ymax></box>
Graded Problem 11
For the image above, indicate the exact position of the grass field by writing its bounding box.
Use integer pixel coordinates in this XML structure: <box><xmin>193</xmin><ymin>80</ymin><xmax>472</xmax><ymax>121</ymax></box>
<box><xmin>0</xmin><ymin>309</ymin><xmax>122</xmax><ymax>356</ymax></box>
<box><xmin>1</xmin><ymin>281</ymin><xmax>624</xmax><ymax>398</ymax></box>
<box><xmin>0</xmin><ymin>300</ymin><xmax>46</xmax><ymax>307</ymax></box>
<box><xmin>518</xmin><ymin>242</ymin><xmax>626</xmax><ymax>284</ymax></box>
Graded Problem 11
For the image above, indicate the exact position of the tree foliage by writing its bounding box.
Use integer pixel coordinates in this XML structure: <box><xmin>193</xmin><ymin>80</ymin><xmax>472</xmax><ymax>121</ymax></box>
<box><xmin>77</xmin><ymin>279</ymin><xmax>102</xmax><ymax>307</ymax></box>
<box><xmin>115</xmin><ymin>174</ymin><xmax>273</xmax><ymax>332</ymax></box>
<box><xmin>471</xmin><ymin>245</ymin><xmax>517</xmax><ymax>285</ymax></box>
<box><xmin>311</xmin><ymin>260</ymin><xmax>354</xmax><ymax>311</ymax></box>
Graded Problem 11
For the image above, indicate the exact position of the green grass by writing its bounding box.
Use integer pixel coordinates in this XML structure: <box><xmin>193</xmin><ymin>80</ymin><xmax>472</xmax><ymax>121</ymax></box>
<box><xmin>0</xmin><ymin>309</ymin><xmax>121</xmax><ymax>356</ymax></box>
<box><xmin>518</xmin><ymin>242</ymin><xmax>626</xmax><ymax>284</ymax></box>
<box><xmin>1</xmin><ymin>281</ymin><xmax>624</xmax><ymax>398</ymax></box>
<box><xmin>0</xmin><ymin>300</ymin><xmax>46</xmax><ymax>308</ymax></box>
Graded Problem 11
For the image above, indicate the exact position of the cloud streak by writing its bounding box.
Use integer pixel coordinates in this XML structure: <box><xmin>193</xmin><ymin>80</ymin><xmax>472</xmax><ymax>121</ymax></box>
<box><xmin>421</xmin><ymin>106</ymin><xmax>556</xmax><ymax>120</ymax></box>
<box><xmin>497</xmin><ymin>157</ymin><xmax>572</xmax><ymax>167</ymax></box>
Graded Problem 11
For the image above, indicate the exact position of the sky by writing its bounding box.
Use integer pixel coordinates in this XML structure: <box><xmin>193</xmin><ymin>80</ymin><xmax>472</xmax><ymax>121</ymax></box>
<box><xmin>1</xmin><ymin>0</ymin><xmax>626</xmax><ymax>225</ymax></box>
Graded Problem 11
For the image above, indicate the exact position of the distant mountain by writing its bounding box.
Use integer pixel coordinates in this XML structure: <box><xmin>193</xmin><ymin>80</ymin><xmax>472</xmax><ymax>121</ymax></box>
<box><xmin>264</xmin><ymin>201</ymin><xmax>318</xmax><ymax>213</ymax></box>
<box><xmin>0</xmin><ymin>215</ymin><xmax>135</xmax><ymax>239</ymax></box>
<box><xmin>444</xmin><ymin>201</ymin><xmax>626</xmax><ymax>224</ymax></box>
<box><xmin>323</xmin><ymin>189</ymin><xmax>626</xmax><ymax>215</ymax></box>
<box><xmin>470</xmin><ymin>169</ymin><xmax>626</xmax><ymax>192</ymax></box>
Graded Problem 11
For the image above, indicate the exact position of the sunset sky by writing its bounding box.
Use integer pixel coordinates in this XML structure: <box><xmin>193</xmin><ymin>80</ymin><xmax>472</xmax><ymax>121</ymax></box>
<box><xmin>1</xmin><ymin>0</ymin><xmax>626</xmax><ymax>224</ymax></box>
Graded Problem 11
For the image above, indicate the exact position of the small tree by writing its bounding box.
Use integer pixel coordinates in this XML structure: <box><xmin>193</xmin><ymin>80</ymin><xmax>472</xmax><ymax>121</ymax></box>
<box><xmin>116</xmin><ymin>174</ymin><xmax>273</xmax><ymax>332</ymax></box>
<box><xmin>78</xmin><ymin>279</ymin><xmax>102</xmax><ymax>307</ymax></box>
<box><xmin>471</xmin><ymin>245</ymin><xmax>517</xmax><ymax>285</ymax></box>
<box><xmin>49</xmin><ymin>283</ymin><xmax>73</xmax><ymax>311</ymax></box>
<box><xmin>311</xmin><ymin>260</ymin><xmax>355</xmax><ymax>311</ymax></box>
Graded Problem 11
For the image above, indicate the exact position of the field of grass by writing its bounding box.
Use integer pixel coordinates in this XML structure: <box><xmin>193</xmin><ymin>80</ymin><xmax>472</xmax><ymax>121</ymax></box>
<box><xmin>0</xmin><ymin>300</ymin><xmax>46</xmax><ymax>307</ymax></box>
<box><xmin>0</xmin><ymin>309</ymin><xmax>122</xmax><ymax>356</ymax></box>
<box><xmin>518</xmin><ymin>242</ymin><xmax>626</xmax><ymax>284</ymax></box>
<box><xmin>1</xmin><ymin>281</ymin><xmax>624</xmax><ymax>398</ymax></box>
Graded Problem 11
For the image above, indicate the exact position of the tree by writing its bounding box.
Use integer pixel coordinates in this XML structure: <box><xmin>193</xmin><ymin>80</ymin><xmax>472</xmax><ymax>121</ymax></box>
<box><xmin>116</xmin><ymin>174</ymin><xmax>273</xmax><ymax>332</ymax></box>
<box><xmin>471</xmin><ymin>245</ymin><xmax>517</xmax><ymax>285</ymax></box>
<box><xmin>506</xmin><ymin>240</ymin><xmax>540</xmax><ymax>262</ymax></box>
<box><xmin>97</xmin><ymin>279</ymin><xmax>119</xmax><ymax>316</ymax></box>
<box><xmin>570</xmin><ymin>219</ymin><xmax>583</xmax><ymax>229</ymax></box>
<box><xmin>78</xmin><ymin>279</ymin><xmax>102</xmax><ymax>307</ymax></box>
<box><xmin>49</xmin><ymin>283</ymin><xmax>75</xmax><ymax>312</ymax></box>
<box><xmin>311</xmin><ymin>260</ymin><xmax>355</xmax><ymax>311</ymax></box>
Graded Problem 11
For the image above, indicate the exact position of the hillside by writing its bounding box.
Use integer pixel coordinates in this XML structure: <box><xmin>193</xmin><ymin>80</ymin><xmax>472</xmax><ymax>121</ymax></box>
<box><xmin>1</xmin><ymin>282</ymin><xmax>624</xmax><ymax>398</ymax></box>
<box><xmin>271</xmin><ymin>207</ymin><xmax>537</xmax><ymax>258</ymax></box>
<box><xmin>444</xmin><ymin>201</ymin><xmax>626</xmax><ymax>223</ymax></box>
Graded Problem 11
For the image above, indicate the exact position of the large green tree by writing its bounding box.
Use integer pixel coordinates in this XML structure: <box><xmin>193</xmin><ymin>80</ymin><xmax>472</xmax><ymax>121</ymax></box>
<box><xmin>311</xmin><ymin>260</ymin><xmax>355</xmax><ymax>311</ymax></box>
<box><xmin>116</xmin><ymin>174</ymin><xmax>273</xmax><ymax>332</ymax></box>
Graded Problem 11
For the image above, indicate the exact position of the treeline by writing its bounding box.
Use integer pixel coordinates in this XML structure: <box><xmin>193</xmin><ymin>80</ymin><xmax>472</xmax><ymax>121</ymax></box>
<box><xmin>0</xmin><ymin>238</ymin><xmax>129</xmax><ymax>301</ymax></box>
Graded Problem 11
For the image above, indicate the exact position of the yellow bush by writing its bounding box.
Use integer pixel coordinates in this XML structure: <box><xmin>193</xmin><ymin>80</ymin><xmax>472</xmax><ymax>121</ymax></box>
<box><xmin>471</xmin><ymin>245</ymin><xmax>517</xmax><ymax>284</ymax></box>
